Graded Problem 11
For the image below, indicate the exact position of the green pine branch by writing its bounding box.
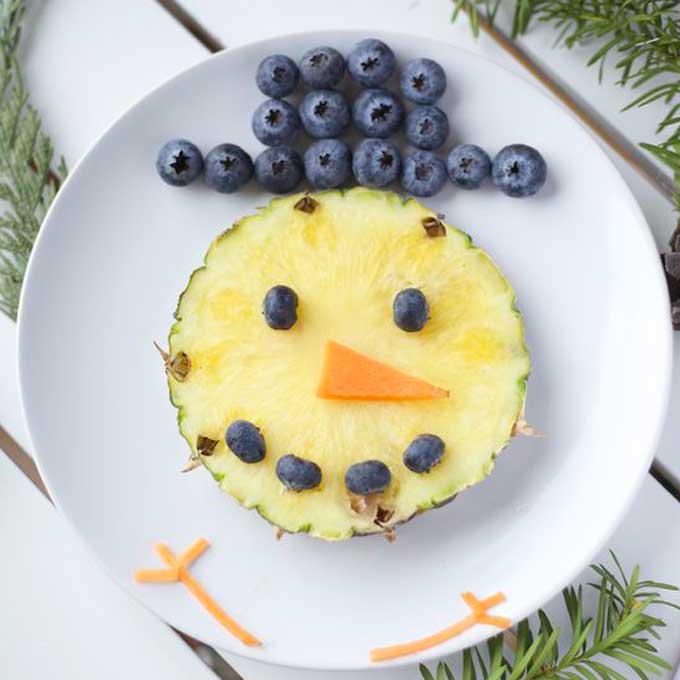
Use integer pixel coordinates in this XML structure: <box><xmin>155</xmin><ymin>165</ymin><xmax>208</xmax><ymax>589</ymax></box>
<box><xmin>420</xmin><ymin>552</ymin><xmax>679</xmax><ymax>680</ymax></box>
<box><xmin>452</xmin><ymin>1</ymin><xmax>680</xmax><ymax>235</ymax></box>
<box><xmin>0</xmin><ymin>0</ymin><xmax>66</xmax><ymax>320</ymax></box>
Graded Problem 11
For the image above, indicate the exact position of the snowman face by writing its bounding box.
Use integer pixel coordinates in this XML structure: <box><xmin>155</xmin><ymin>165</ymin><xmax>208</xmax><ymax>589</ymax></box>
<box><xmin>167</xmin><ymin>189</ymin><xmax>529</xmax><ymax>540</ymax></box>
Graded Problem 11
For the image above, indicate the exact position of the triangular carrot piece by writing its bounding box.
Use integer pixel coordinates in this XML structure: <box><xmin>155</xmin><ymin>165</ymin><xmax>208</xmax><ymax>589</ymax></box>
<box><xmin>317</xmin><ymin>340</ymin><xmax>449</xmax><ymax>401</ymax></box>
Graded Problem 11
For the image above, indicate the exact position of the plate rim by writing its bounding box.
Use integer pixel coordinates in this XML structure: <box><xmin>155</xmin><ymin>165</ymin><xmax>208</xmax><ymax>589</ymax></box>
<box><xmin>17</xmin><ymin>29</ymin><xmax>674</xmax><ymax>671</ymax></box>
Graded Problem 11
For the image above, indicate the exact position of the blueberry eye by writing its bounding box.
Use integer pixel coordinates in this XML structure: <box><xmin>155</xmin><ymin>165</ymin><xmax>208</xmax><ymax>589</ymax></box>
<box><xmin>403</xmin><ymin>434</ymin><xmax>445</xmax><ymax>473</ymax></box>
<box><xmin>393</xmin><ymin>288</ymin><xmax>429</xmax><ymax>332</ymax></box>
<box><xmin>226</xmin><ymin>420</ymin><xmax>266</xmax><ymax>463</ymax></box>
<box><xmin>276</xmin><ymin>455</ymin><xmax>322</xmax><ymax>491</ymax></box>
<box><xmin>263</xmin><ymin>285</ymin><xmax>298</xmax><ymax>329</ymax></box>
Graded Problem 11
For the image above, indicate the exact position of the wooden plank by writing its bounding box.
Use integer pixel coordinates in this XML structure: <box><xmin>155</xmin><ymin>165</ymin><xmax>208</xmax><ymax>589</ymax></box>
<box><xmin>20</xmin><ymin>0</ymin><xmax>206</xmax><ymax>162</ymax></box>
<box><xmin>0</xmin><ymin>452</ymin><xmax>217</xmax><ymax>680</ymax></box>
<box><xmin>0</xmin><ymin>4</ymin><xmax>224</xmax><ymax>675</ymax></box>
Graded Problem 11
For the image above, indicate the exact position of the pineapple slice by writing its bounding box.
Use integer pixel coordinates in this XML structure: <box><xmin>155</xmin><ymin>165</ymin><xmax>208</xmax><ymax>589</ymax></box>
<box><xmin>167</xmin><ymin>188</ymin><xmax>530</xmax><ymax>540</ymax></box>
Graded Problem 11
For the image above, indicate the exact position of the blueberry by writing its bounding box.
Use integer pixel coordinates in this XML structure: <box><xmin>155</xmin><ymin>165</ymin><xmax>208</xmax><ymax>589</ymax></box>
<box><xmin>352</xmin><ymin>88</ymin><xmax>404</xmax><ymax>138</ymax></box>
<box><xmin>204</xmin><ymin>144</ymin><xmax>254</xmax><ymax>193</ymax></box>
<box><xmin>252</xmin><ymin>99</ymin><xmax>301</xmax><ymax>146</ymax></box>
<box><xmin>447</xmin><ymin>144</ymin><xmax>491</xmax><ymax>190</ymax></box>
<box><xmin>263</xmin><ymin>285</ymin><xmax>298</xmax><ymax>329</ymax></box>
<box><xmin>304</xmin><ymin>139</ymin><xmax>352</xmax><ymax>189</ymax></box>
<box><xmin>403</xmin><ymin>434</ymin><xmax>445</xmax><ymax>473</ymax></box>
<box><xmin>226</xmin><ymin>420</ymin><xmax>266</xmax><ymax>463</ymax></box>
<box><xmin>156</xmin><ymin>139</ymin><xmax>203</xmax><ymax>186</ymax></box>
<box><xmin>276</xmin><ymin>454</ymin><xmax>322</xmax><ymax>491</ymax></box>
<box><xmin>255</xmin><ymin>146</ymin><xmax>303</xmax><ymax>194</ymax></box>
<box><xmin>300</xmin><ymin>89</ymin><xmax>350</xmax><ymax>138</ymax></box>
<box><xmin>492</xmin><ymin>144</ymin><xmax>547</xmax><ymax>198</ymax></box>
<box><xmin>400</xmin><ymin>58</ymin><xmax>447</xmax><ymax>105</ymax></box>
<box><xmin>405</xmin><ymin>106</ymin><xmax>449</xmax><ymax>151</ymax></box>
<box><xmin>256</xmin><ymin>54</ymin><xmax>299</xmax><ymax>98</ymax></box>
<box><xmin>401</xmin><ymin>150</ymin><xmax>447</xmax><ymax>198</ymax></box>
<box><xmin>353</xmin><ymin>139</ymin><xmax>401</xmax><ymax>188</ymax></box>
<box><xmin>347</xmin><ymin>38</ymin><xmax>395</xmax><ymax>87</ymax></box>
<box><xmin>299</xmin><ymin>46</ymin><xmax>345</xmax><ymax>88</ymax></box>
<box><xmin>345</xmin><ymin>460</ymin><xmax>391</xmax><ymax>495</ymax></box>
<box><xmin>393</xmin><ymin>288</ymin><xmax>429</xmax><ymax>332</ymax></box>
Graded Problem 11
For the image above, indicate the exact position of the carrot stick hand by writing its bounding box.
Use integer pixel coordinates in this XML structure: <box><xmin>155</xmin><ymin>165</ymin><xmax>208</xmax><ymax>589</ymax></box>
<box><xmin>370</xmin><ymin>591</ymin><xmax>510</xmax><ymax>663</ymax></box>
<box><xmin>135</xmin><ymin>538</ymin><xmax>261</xmax><ymax>647</ymax></box>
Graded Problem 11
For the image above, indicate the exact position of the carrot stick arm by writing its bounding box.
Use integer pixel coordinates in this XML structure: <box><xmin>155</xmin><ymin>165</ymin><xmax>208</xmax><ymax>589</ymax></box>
<box><xmin>478</xmin><ymin>614</ymin><xmax>512</xmax><ymax>629</ymax></box>
<box><xmin>179</xmin><ymin>537</ymin><xmax>210</xmax><ymax>567</ymax></box>
<box><xmin>370</xmin><ymin>592</ymin><xmax>510</xmax><ymax>663</ymax></box>
<box><xmin>479</xmin><ymin>592</ymin><xmax>506</xmax><ymax>609</ymax></box>
<box><xmin>462</xmin><ymin>591</ymin><xmax>506</xmax><ymax>610</ymax></box>
<box><xmin>370</xmin><ymin>613</ymin><xmax>479</xmax><ymax>662</ymax></box>
<box><xmin>179</xmin><ymin>568</ymin><xmax>261</xmax><ymax>647</ymax></box>
<box><xmin>462</xmin><ymin>592</ymin><xmax>484</xmax><ymax>613</ymax></box>
<box><xmin>154</xmin><ymin>542</ymin><xmax>178</xmax><ymax>568</ymax></box>
<box><xmin>134</xmin><ymin>568</ymin><xmax>180</xmax><ymax>583</ymax></box>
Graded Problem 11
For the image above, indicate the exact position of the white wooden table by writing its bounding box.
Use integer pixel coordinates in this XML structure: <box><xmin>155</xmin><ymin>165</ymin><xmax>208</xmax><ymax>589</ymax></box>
<box><xmin>2</xmin><ymin>2</ymin><xmax>679</xmax><ymax>678</ymax></box>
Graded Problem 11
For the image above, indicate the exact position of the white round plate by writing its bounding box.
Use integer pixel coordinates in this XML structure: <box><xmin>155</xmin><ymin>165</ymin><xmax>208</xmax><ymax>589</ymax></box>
<box><xmin>18</xmin><ymin>31</ymin><xmax>671</xmax><ymax>671</ymax></box>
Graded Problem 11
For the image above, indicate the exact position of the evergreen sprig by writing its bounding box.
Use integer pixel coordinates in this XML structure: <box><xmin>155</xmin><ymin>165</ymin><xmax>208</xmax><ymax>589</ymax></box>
<box><xmin>452</xmin><ymin>1</ymin><xmax>680</xmax><ymax>218</ymax></box>
<box><xmin>0</xmin><ymin>0</ymin><xmax>66</xmax><ymax>320</ymax></box>
<box><xmin>420</xmin><ymin>552</ymin><xmax>679</xmax><ymax>680</ymax></box>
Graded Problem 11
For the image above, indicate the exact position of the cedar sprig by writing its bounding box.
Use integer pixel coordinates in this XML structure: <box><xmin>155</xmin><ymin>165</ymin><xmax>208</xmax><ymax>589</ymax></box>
<box><xmin>0</xmin><ymin>0</ymin><xmax>66</xmax><ymax>320</ymax></box>
<box><xmin>420</xmin><ymin>552</ymin><xmax>679</xmax><ymax>680</ymax></box>
<box><xmin>451</xmin><ymin>0</ymin><xmax>680</xmax><ymax>222</ymax></box>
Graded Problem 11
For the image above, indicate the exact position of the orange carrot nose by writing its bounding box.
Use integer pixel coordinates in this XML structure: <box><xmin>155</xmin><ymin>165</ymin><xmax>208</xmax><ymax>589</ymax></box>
<box><xmin>316</xmin><ymin>340</ymin><xmax>449</xmax><ymax>401</ymax></box>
